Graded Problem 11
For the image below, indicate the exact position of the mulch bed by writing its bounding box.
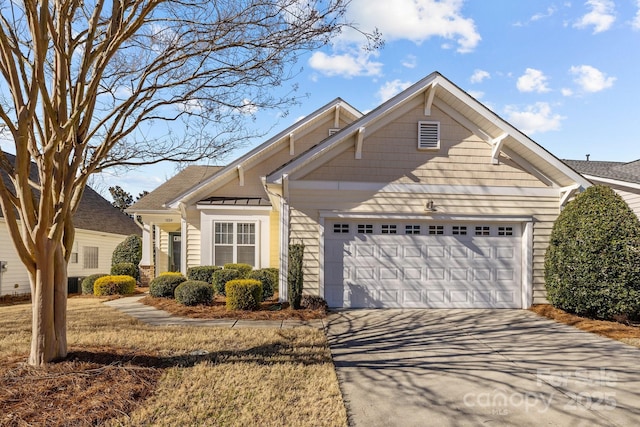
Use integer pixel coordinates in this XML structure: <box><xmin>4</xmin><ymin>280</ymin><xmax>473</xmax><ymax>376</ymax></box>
<box><xmin>140</xmin><ymin>295</ymin><xmax>328</xmax><ymax>321</ymax></box>
<box><xmin>0</xmin><ymin>346</ymin><xmax>163</xmax><ymax>427</ymax></box>
<box><xmin>530</xmin><ymin>304</ymin><xmax>640</xmax><ymax>340</ymax></box>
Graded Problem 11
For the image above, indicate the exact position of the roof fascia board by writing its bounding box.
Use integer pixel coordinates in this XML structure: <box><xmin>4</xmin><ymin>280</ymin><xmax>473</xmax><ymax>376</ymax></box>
<box><xmin>584</xmin><ymin>175</ymin><xmax>640</xmax><ymax>191</ymax></box>
<box><xmin>168</xmin><ymin>98</ymin><xmax>362</xmax><ymax>208</ymax></box>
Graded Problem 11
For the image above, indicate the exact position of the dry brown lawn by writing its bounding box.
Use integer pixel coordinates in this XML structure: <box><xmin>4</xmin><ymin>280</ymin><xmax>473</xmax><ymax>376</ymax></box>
<box><xmin>0</xmin><ymin>298</ymin><xmax>347</xmax><ymax>427</ymax></box>
<box><xmin>530</xmin><ymin>304</ymin><xmax>640</xmax><ymax>348</ymax></box>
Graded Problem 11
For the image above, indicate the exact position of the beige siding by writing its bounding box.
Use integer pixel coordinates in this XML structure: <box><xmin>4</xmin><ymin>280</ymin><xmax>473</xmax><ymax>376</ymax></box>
<box><xmin>610</xmin><ymin>187</ymin><xmax>640</xmax><ymax>219</ymax></box>
<box><xmin>288</xmin><ymin>189</ymin><xmax>559</xmax><ymax>303</ymax></box>
<box><xmin>157</xmin><ymin>228</ymin><xmax>169</xmax><ymax>274</ymax></box>
<box><xmin>269</xmin><ymin>210</ymin><xmax>280</xmax><ymax>268</ymax></box>
<box><xmin>303</xmin><ymin>103</ymin><xmax>546</xmax><ymax>188</ymax></box>
<box><xmin>186</xmin><ymin>210</ymin><xmax>201</xmax><ymax>269</ymax></box>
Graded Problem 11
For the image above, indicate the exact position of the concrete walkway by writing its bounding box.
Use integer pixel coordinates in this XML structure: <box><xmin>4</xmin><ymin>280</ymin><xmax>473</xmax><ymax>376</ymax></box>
<box><xmin>327</xmin><ymin>309</ymin><xmax>640</xmax><ymax>427</ymax></box>
<box><xmin>104</xmin><ymin>295</ymin><xmax>325</xmax><ymax>329</ymax></box>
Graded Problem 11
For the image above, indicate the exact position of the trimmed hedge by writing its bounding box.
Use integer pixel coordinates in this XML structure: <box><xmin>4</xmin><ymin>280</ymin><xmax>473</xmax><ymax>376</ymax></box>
<box><xmin>94</xmin><ymin>275</ymin><xmax>136</xmax><ymax>296</ymax></box>
<box><xmin>175</xmin><ymin>280</ymin><xmax>214</xmax><ymax>306</ymax></box>
<box><xmin>187</xmin><ymin>265</ymin><xmax>220</xmax><ymax>284</ymax></box>
<box><xmin>247</xmin><ymin>269</ymin><xmax>276</xmax><ymax>299</ymax></box>
<box><xmin>212</xmin><ymin>269</ymin><xmax>241</xmax><ymax>296</ymax></box>
<box><xmin>226</xmin><ymin>279</ymin><xmax>263</xmax><ymax>311</ymax></box>
<box><xmin>111</xmin><ymin>262</ymin><xmax>137</xmax><ymax>278</ymax></box>
<box><xmin>223</xmin><ymin>263</ymin><xmax>253</xmax><ymax>277</ymax></box>
<box><xmin>545</xmin><ymin>185</ymin><xmax>640</xmax><ymax>320</ymax></box>
<box><xmin>149</xmin><ymin>273</ymin><xmax>187</xmax><ymax>298</ymax></box>
<box><xmin>81</xmin><ymin>274</ymin><xmax>107</xmax><ymax>295</ymax></box>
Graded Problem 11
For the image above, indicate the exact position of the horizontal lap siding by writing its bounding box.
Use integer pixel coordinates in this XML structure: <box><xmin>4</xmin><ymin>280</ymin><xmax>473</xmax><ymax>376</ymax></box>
<box><xmin>289</xmin><ymin>189</ymin><xmax>559</xmax><ymax>304</ymax></box>
<box><xmin>186</xmin><ymin>210</ymin><xmax>201</xmax><ymax>270</ymax></box>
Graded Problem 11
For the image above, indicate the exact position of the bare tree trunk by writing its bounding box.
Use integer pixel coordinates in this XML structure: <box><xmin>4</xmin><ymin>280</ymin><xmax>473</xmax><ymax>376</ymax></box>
<box><xmin>28</xmin><ymin>242</ymin><xmax>67</xmax><ymax>366</ymax></box>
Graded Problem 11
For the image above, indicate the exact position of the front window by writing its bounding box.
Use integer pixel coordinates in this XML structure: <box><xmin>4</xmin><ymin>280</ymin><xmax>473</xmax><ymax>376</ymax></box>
<box><xmin>214</xmin><ymin>222</ymin><xmax>256</xmax><ymax>266</ymax></box>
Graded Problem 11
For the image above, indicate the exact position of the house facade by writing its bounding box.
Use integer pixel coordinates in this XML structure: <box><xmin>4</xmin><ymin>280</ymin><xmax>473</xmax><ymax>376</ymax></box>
<box><xmin>129</xmin><ymin>72</ymin><xmax>590</xmax><ymax>309</ymax></box>
<box><xmin>0</xmin><ymin>183</ymin><xmax>141</xmax><ymax>296</ymax></box>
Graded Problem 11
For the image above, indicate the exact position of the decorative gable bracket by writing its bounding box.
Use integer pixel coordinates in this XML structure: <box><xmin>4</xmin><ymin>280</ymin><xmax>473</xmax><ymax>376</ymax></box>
<box><xmin>491</xmin><ymin>133</ymin><xmax>508</xmax><ymax>165</ymax></box>
<box><xmin>424</xmin><ymin>82</ymin><xmax>438</xmax><ymax>116</ymax></box>
<box><xmin>559</xmin><ymin>183</ymin><xmax>580</xmax><ymax>208</ymax></box>
<box><xmin>355</xmin><ymin>127</ymin><xmax>365</xmax><ymax>159</ymax></box>
<box><xmin>237</xmin><ymin>165</ymin><xmax>245</xmax><ymax>186</ymax></box>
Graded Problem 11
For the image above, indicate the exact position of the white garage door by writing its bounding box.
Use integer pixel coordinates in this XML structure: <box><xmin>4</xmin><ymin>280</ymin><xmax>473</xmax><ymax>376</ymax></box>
<box><xmin>324</xmin><ymin>221</ymin><xmax>522</xmax><ymax>308</ymax></box>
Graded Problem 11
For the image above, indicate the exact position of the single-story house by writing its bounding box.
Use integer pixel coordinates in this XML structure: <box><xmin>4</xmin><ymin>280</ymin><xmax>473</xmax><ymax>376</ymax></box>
<box><xmin>0</xmin><ymin>153</ymin><xmax>142</xmax><ymax>296</ymax></box>
<box><xmin>129</xmin><ymin>71</ymin><xmax>591</xmax><ymax>309</ymax></box>
<box><xmin>564</xmin><ymin>159</ymin><xmax>640</xmax><ymax>218</ymax></box>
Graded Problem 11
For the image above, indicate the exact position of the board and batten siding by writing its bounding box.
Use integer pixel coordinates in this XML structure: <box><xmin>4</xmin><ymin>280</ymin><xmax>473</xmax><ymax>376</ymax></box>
<box><xmin>0</xmin><ymin>219</ymin><xmax>137</xmax><ymax>295</ymax></box>
<box><xmin>288</xmin><ymin>188</ymin><xmax>560</xmax><ymax>304</ymax></box>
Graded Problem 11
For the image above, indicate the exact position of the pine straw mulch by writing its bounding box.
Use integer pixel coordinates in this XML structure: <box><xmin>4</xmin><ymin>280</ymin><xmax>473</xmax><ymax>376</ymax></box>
<box><xmin>140</xmin><ymin>295</ymin><xmax>328</xmax><ymax>321</ymax></box>
<box><xmin>0</xmin><ymin>346</ymin><xmax>164</xmax><ymax>427</ymax></box>
<box><xmin>530</xmin><ymin>304</ymin><xmax>640</xmax><ymax>344</ymax></box>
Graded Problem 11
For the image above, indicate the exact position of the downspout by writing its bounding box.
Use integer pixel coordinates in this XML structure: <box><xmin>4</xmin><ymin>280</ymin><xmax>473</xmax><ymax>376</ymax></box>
<box><xmin>279</xmin><ymin>174</ymin><xmax>290</xmax><ymax>303</ymax></box>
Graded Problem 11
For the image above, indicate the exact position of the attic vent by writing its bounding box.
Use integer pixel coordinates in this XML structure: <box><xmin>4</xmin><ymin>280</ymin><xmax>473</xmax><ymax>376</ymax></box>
<box><xmin>328</xmin><ymin>128</ymin><xmax>340</xmax><ymax>136</ymax></box>
<box><xmin>418</xmin><ymin>121</ymin><xmax>440</xmax><ymax>150</ymax></box>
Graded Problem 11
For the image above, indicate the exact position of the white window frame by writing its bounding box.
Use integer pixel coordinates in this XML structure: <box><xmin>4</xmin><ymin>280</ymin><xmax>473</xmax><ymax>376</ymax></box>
<box><xmin>212</xmin><ymin>221</ymin><xmax>259</xmax><ymax>267</ymax></box>
<box><xmin>418</xmin><ymin>121</ymin><xmax>440</xmax><ymax>150</ymax></box>
<box><xmin>83</xmin><ymin>246</ymin><xmax>99</xmax><ymax>269</ymax></box>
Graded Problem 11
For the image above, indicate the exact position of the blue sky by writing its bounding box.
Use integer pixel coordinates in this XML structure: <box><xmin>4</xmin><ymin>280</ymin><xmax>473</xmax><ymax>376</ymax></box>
<box><xmin>90</xmin><ymin>1</ymin><xmax>640</xmax><ymax>198</ymax></box>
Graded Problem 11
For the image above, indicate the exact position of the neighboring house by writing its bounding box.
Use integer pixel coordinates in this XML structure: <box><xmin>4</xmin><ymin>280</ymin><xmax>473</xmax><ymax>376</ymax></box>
<box><xmin>564</xmin><ymin>159</ymin><xmax>640</xmax><ymax>218</ymax></box>
<box><xmin>0</xmin><ymin>154</ymin><xmax>142</xmax><ymax>296</ymax></box>
<box><xmin>129</xmin><ymin>71</ymin><xmax>590</xmax><ymax>309</ymax></box>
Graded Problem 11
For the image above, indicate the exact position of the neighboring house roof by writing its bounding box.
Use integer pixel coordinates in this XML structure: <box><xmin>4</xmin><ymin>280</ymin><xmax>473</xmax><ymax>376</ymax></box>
<box><xmin>267</xmin><ymin>71</ymin><xmax>590</xmax><ymax>190</ymax></box>
<box><xmin>167</xmin><ymin>98</ymin><xmax>362</xmax><ymax>208</ymax></box>
<box><xmin>564</xmin><ymin>159</ymin><xmax>640</xmax><ymax>186</ymax></box>
<box><xmin>0</xmin><ymin>152</ymin><xmax>140</xmax><ymax>236</ymax></box>
<box><xmin>128</xmin><ymin>165</ymin><xmax>223</xmax><ymax>212</ymax></box>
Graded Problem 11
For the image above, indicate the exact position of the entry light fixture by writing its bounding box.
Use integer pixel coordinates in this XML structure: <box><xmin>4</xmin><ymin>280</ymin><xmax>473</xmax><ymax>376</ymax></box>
<box><xmin>425</xmin><ymin>200</ymin><xmax>436</xmax><ymax>212</ymax></box>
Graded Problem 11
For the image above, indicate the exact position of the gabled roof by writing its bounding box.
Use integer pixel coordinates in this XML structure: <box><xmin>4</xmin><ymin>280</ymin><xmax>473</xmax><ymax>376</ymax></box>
<box><xmin>128</xmin><ymin>165</ymin><xmax>223</xmax><ymax>212</ymax></box>
<box><xmin>166</xmin><ymin>98</ymin><xmax>362</xmax><ymax>208</ymax></box>
<box><xmin>564</xmin><ymin>159</ymin><xmax>640</xmax><ymax>186</ymax></box>
<box><xmin>266</xmin><ymin>71</ymin><xmax>590</xmax><ymax>190</ymax></box>
<box><xmin>0</xmin><ymin>152</ymin><xmax>140</xmax><ymax>236</ymax></box>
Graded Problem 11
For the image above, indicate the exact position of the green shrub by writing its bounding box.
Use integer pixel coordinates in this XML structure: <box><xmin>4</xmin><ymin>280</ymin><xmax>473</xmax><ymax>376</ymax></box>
<box><xmin>175</xmin><ymin>280</ymin><xmax>214</xmax><ymax>306</ymax></box>
<box><xmin>288</xmin><ymin>243</ymin><xmax>304</xmax><ymax>309</ymax></box>
<box><xmin>94</xmin><ymin>275</ymin><xmax>136</xmax><ymax>296</ymax></box>
<box><xmin>223</xmin><ymin>263</ymin><xmax>253</xmax><ymax>277</ymax></box>
<box><xmin>301</xmin><ymin>295</ymin><xmax>328</xmax><ymax>311</ymax></box>
<box><xmin>81</xmin><ymin>274</ymin><xmax>107</xmax><ymax>295</ymax></box>
<box><xmin>226</xmin><ymin>279</ymin><xmax>263</xmax><ymax>311</ymax></box>
<box><xmin>149</xmin><ymin>273</ymin><xmax>187</xmax><ymax>298</ymax></box>
<box><xmin>545</xmin><ymin>185</ymin><xmax>640</xmax><ymax>320</ymax></box>
<box><xmin>212</xmin><ymin>269</ymin><xmax>241</xmax><ymax>295</ymax></box>
<box><xmin>247</xmin><ymin>269</ymin><xmax>276</xmax><ymax>299</ymax></box>
<box><xmin>187</xmin><ymin>265</ymin><xmax>220</xmax><ymax>284</ymax></box>
<box><xmin>110</xmin><ymin>262</ymin><xmax>137</xmax><ymax>278</ymax></box>
<box><xmin>111</xmin><ymin>235</ymin><xmax>142</xmax><ymax>280</ymax></box>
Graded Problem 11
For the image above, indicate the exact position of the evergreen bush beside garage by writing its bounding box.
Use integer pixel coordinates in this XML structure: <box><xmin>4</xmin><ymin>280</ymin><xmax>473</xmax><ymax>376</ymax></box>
<box><xmin>544</xmin><ymin>185</ymin><xmax>640</xmax><ymax>320</ymax></box>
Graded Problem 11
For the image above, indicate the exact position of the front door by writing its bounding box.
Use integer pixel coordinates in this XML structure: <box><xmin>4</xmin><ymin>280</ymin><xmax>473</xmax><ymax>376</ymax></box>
<box><xmin>169</xmin><ymin>232</ymin><xmax>181</xmax><ymax>272</ymax></box>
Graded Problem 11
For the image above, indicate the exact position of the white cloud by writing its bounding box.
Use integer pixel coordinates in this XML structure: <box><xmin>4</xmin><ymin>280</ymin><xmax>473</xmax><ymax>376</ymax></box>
<box><xmin>561</xmin><ymin>88</ymin><xmax>574</xmax><ymax>96</ymax></box>
<box><xmin>470</xmin><ymin>69</ymin><xmax>490</xmax><ymax>83</ymax></box>
<box><xmin>569</xmin><ymin>65</ymin><xmax>615</xmax><ymax>92</ymax></box>
<box><xmin>467</xmin><ymin>90</ymin><xmax>484</xmax><ymax>99</ymax></box>
<box><xmin>344</xmin><ymin>0</ymin><xmax>481</xmax><ymax>53</ymax></box>
<box><xmin>308</xmin><ymin>51</ymin><xmax>383</xmax><ymax>78</ymax></box>
<box><xmin>238</xmin><ymin>98</ymin><xmax>258</xmax><ymax>115</ymax></box>
<box><xmin>402</xmin><ymin>54</ymin><xmax>417</xmax><ymax>69</ymax></box>
<box><xmin>377</xmin><ymin>79</ymin><xmax>413</xmax><ymax>102</ymax></box>
<box><xmin>516</xmin><ymin>68</ymin><xmax>551</xmax><ymax>93</ymax></box>
<box><xmin>505</xmin><ymin>102</ymin><xmax>565</xmax><ymax>134</ymax></box>
<box><xmin>531</xmin><ymin>6</ymin><xmax>557</xmax><ymax>21</ymax></box>
<box><xmin>633</xmin><ymin>0</ymin><xmax>640</xmax><ymax>30</ymax></box>
<box><xmin>573</xmin><ymin>0</ymin><xmax>616</xmax><ymax>33</ymax></box>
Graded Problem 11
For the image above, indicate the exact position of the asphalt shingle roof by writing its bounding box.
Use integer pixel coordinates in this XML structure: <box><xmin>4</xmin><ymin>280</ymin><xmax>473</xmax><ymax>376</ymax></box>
<box><xmin>128</xmin><ymin>165</ymin><xmax>223</xmax><ymax>211</ymax></box>
<box><xmin>564</xmin><ymin>159</ymin><xmax>640</xmax><ymax>185</ymax></box>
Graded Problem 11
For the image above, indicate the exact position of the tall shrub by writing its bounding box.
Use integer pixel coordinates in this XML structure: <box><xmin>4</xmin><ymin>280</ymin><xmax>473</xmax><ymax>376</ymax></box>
<box><xmin>545</xmin><ymin>185</ymin><xmax>640</xmax><ymax>320</ymax></box>
<box><xmin>288</xmin><ymin>243</ymin><xmax>304</xmax><ymax>309</ymax></box>
<box><xmin>111</xmin><ymin>235</ymin><xmax>142</xmax><ymax>280</ymax></box>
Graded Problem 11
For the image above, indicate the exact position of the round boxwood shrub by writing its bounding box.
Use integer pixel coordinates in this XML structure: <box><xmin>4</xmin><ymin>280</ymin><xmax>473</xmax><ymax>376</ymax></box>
<box><xmin>225</xmin><ymin>279</ymin><xmax>263</xmax><ymax>311</ymax></box>
<box><xmin>545</xmin><ymin>185</ymin><xmax>640</xmax><ymax>320</ymax></box>
<box><xmin>111</xmin><ymin>234</ymin><xmax>142</xmax><ymax>279</ymax></box>
<box><xmin>247</xmin><ymin>269</ymin><xmax>276</xmax><ymax>299</ymax></box>
<box><xmin>111</xmin><ymin>262</ymin><xmax>137</xmax><ymax>278</ymax></box>
<box><xmin>149</xmin><ymin>273</ymin><xmax>187</xmax><ymax>298</ymax></box>
<box><xmin>175</xmin><ymin>280</ymin><xmax>214</xmax><ymax>306</ymax></box>
<box><xmin>212</xmin><ymin>269</ymin><xmax>241</xmax><ymax>295</ymax></box>
<box><xmin>223</xmin><ymin>263</ymin><xmax>253</xmax><ymax>277</ymax></box>
<box><xmin>81</xmin><ymin>274</ymin><xmax>107</xmax><ymax>295</ymax></box>
<box><xmin>94</xmin><ymin>275</ymin><xmax>136</xmax><ymax>296</ymax></box>
<box><xmin>187</xmin><ymin>265</ymin><xmax>220</xmax><ymax>284</ymax></box>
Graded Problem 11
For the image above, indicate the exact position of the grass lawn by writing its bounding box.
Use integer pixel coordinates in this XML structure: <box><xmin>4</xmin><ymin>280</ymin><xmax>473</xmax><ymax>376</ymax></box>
<box><xmin>0</xmin><ymin>297</ymin><xmax>347</xmax><ymax>426</ymax></box>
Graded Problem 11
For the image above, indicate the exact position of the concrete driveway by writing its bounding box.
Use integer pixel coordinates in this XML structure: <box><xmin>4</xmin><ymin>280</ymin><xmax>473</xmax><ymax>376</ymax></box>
<box><xmin>326</xmin><ymin>309</ymin><xmax>640</xmax><ymax>427</ymax></box>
